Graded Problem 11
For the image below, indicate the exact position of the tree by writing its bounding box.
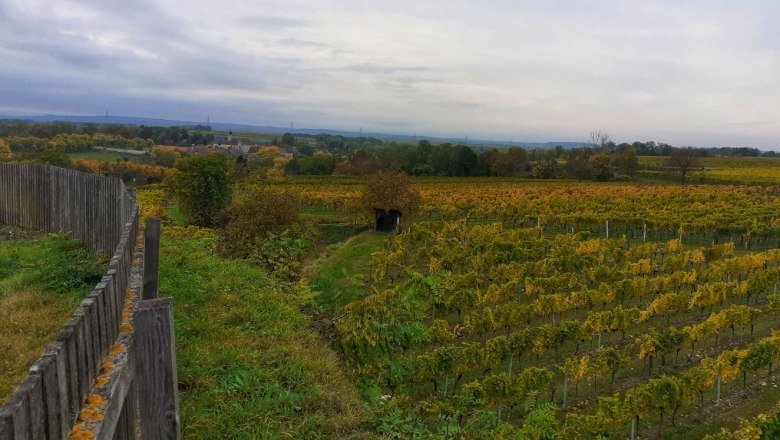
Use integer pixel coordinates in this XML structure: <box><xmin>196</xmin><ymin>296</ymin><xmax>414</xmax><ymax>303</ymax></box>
<box><xmin>151</xmin><ymin>148</ymin><xmax>181</xmax><ymax>167</ymax></box>
<box><xmin>614</xmin><ymin>145</ymin><xmax>639</xmax><ymax>176</ymax></box>
<box><xmin>333</xmin><ymin>149</ymin><xmax>381</xmax><ymax>175</ymax></box>
<box><xmin>588</xmin><ymin>130</ymin><xmax>612</xmax><ymax>149</ymax></box>
<box><xmin>484</xmin><ymin>147</ymin><xmax>529</xmax><ymax>176</ymax></box>
<box><xmin>280</xmin><ymin>132</ymin><xmax>295</xmax><ymax>146</ymax></box>
<box><xmin>588</xmin><ymin>153</ymin><xmax>614</xmax><ymax>181</ymax></box>
<box><xmin>295</xmin><ymin>153</ymin><xmax>336</xmax><ymax>175</ymax></box>
<box><xmin>667</xmin><ymin>147</ymin><xmax>700</xmax><ymax>185</ymax></box>
<box><xmin>452</xmin><ymin>144</ymin><xmax>479</xmax><ymax>176</ymax></box>
<box><xmin>0</xmin><ymin>139</ymin><xmax>10</xmax><ymax>154</ymax></box>
<box><xmin>35</xmin><ymin>148</ymin><xmax>72</xmax><ymax>167</ymax></box>
<box><xmin>566</xmin><ymin>148</ymin><xmax>593</xmax><ymax>180</ymax></box>
<box><xmin>167</xmin><ymin>153</ymin><xmax>232</xmax><ymax>227</ymax></box>
<box><xmin>359</xmin><ymin>170</ymin><xmax>421</xmax><ymax>223</ymax></box>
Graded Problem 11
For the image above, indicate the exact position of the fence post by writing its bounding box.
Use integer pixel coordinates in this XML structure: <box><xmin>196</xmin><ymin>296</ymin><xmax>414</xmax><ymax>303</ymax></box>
<box><xmin>134</xmin><ymin>298</ymin><xmax>180</xmax><ymax>440</ymax></box>
<box><xmin>0</xmin><ymin>407</ymin><xmax>12</xmax><ymax>438</ymax></box>
<box><xmin>142</xmin><ymin>218</ymin><xmax>161</xmax><ymax>300</ymax></box>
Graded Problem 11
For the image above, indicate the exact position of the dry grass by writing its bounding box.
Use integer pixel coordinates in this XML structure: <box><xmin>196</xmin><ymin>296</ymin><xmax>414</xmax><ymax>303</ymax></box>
<box><xmin>0</xmin><ymin>288</ymin><xmax>83</xmax><ymax>398</ymax></box>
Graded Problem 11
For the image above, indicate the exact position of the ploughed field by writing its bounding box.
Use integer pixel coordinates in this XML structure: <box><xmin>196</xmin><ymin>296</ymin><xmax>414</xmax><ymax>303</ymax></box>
<box><xmin>0</xmin><ymin>226</ymin><xmax>103</xmax><ymax>400</ymax></box>
<box><xmin>297</xmin><ymin>178</ymin><xmax>780</xmax><ymax>439</ymax></box>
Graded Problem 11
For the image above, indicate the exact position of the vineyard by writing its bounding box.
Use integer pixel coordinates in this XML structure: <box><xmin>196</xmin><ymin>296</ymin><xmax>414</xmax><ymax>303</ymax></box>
<box><xmin>298</xmin><ymin>179</ymin><xmax>780</xmax><ymax>439</ymax></box>
<box><xmin>638</xmin><ymin>156</ymin><xmax>780</xmax><ymax>186</ymax></box>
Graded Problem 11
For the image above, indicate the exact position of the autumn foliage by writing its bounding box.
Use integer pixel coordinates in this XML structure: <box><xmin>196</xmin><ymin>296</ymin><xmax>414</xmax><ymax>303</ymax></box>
<box><xmin>358</xmin><ymin>170</ymin><xmax>421</xmax><ymax>221</ymax></box>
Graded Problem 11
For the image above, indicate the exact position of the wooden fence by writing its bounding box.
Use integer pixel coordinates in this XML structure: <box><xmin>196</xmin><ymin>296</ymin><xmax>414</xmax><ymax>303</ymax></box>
<box><xmin>0</xmin><ymin>165</ymin><xmax>179</xmax><ymax>439</ymax></box>
<box><xmin>0</xmin><ymin>164</ymin><xmax>135</xmax><ymax>256</ymax></box>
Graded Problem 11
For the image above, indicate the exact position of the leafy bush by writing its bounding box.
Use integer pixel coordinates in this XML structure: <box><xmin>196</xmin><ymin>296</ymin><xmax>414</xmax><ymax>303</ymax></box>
<box><xmin>151</xmin><ymin>148</ymin><xmax>181</xmax><ymax>167</ymax></box>
<box><xmin>248</xmin><ymin>228</ymin><xmax>315</xmax><ymax>280</ymax></box>
<box><xmin>222</xmin><ymin>186</ymin><xmax>317</xmax><ymax>279</ymax></box>
<box><xmin>358</xmin><ymin>169</ymin><xmax>421</xmax><ymax>224</ymax></box>
<box><xmin>35</xmin><ymin>148</ymin><xmax>72</xmax><ymax>167</ymax></box>
<box><xmin>167</xmin><ymin>154</ymin><xmax>231</xmax><ymax>227</ymax></box>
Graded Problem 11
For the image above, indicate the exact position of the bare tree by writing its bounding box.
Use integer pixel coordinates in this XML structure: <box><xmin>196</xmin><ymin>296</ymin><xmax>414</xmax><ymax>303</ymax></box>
<box><xmin>588</xmin><ymin>130</ymin><xmax>613</xmax><ymax>149</ymax></box>
<box><xmin>667</xmin><ymin>147</ymin><xmax>700</xmax><ymax>185</ymax></box>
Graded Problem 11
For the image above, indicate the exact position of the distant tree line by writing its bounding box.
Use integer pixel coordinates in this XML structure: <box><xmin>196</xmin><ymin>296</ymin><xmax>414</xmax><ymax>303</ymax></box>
<box><xmin>279</xmin><ymin>139</ymin><xmax>636</xmax><ymax>181</ymax></box>
<box><xmin>0</xmin><ymin>120</ymin><xmax>214</xmax><ymax>146</ymax></box>
<box><xmin>627</xmin><ymin>140</ymin><xmax>768</xmax><ymax>158</ymax></box>
<box><xmin>272</xmin><ymin>132</ymin><xmax>779</xmax><ymax>181</ymax></box>
<box><xmin>5</xmin><ymin>134</ymin><xmax>152</xmax><ymax>153</ymax></box>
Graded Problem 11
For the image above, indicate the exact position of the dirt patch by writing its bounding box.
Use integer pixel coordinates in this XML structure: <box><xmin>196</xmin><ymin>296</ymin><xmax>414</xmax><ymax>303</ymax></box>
<box><xmin>0</xmin><ymin>225</ymin><xmax>46</xmax><ymax>241</ymax></box>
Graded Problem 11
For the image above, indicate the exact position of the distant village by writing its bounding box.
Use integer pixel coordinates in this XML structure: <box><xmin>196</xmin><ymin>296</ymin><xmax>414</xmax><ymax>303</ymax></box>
<box><xmin>154</xmin><ymin>130</ymin><xmax>293</xmax><ymax>158</ymax></box>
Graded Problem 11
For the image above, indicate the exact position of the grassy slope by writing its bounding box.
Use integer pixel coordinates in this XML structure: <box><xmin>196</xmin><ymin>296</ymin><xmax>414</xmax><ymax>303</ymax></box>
<box><xmin>0</xmin><ymin>230</ymin><xmax>103</xmax><ymax>399</ymax></box>
<box><xmin>159</xmin><ymin>228</ymin><xmax>377</xmax><ymax>439</ymax></box>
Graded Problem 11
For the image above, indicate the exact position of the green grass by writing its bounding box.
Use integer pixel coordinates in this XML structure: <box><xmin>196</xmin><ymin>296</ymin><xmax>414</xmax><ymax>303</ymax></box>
<box><xmin>165</xmin><ymin>203</ymin><xmax>187</xmax><ymax>226</ymax></box>
<box><xmin>68</xmin><ymin>149</ymin><xmax>148</xmax><ymax>163</ymax></box>
<box><xmin>304</xmin><ymin>231</ymin><xmax>388</xmax><ymax>312</ymax></box>
<box><xmin>317</xmin><ymin>224</ymin><xmax>369</xmax><ymax>246</ymax></box>
<box><xmin>300</xmin><ymin>206</ymin><xmax>345</xmax><ymax>223</ymax></box>
<box><xmin>0</xmin><ymin>229</ymin><xmax>104</xmax><ymax>400</ymax></box>
<box><xmin>158</xmin><ymin>228</ymin><xmax>376</xmax><ymax>439</ymax></box>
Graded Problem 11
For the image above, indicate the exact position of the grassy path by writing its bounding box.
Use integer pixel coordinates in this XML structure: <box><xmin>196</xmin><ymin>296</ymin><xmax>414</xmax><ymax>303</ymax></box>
<box><xmin>303</xmin><ymin>230</ymin><xmax>388</xmax><ymax>313</ymax></box>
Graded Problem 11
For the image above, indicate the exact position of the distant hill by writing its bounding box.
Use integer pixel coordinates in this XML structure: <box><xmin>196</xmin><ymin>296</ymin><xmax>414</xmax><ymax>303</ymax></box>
<box><xmin>0</xmin><ymin>113</ymin><xmax>588</xmax><ymax>148</ymax></box>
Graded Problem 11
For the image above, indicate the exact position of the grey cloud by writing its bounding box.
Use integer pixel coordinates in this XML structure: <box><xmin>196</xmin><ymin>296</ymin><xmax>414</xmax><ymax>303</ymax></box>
<box><xmin>346</xmin><ymin>63</ymin><xmax>430</xmax><ymax>75</ymax></box>
<box><xmin>1</xmin><ymin>0</ymin><xmax>779</xmax><ymax>147</ymax></box>
<box><xmin>234</xmin><ymin>15</ymin><xmax>308</xmax><ymax>30</ymax></box>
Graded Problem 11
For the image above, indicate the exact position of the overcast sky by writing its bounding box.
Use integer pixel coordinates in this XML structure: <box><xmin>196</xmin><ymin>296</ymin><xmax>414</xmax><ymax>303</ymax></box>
<box><xmin>1</xmin><ymin>0</ymin><xmax>779</xmax><ymax>147</ymax></box>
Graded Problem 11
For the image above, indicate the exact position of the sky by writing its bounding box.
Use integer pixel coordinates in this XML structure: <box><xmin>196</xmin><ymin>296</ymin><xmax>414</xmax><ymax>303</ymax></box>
<box><xmin>1</xmin><ymin>0</ymin><xmax>779</xmax><ymax>147</ymax></box>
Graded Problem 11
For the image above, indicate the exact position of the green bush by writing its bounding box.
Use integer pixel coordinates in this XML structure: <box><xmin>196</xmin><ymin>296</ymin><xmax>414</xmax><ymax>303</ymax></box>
<box><xmin>167</xmin><ymin>154</ymin><xmax>231</xmax><ymax>227</ymax></box>
<box><xmin>222</xmin><ymin>186</ymin><xmax>317</xmax><ymax>279</ymax></box>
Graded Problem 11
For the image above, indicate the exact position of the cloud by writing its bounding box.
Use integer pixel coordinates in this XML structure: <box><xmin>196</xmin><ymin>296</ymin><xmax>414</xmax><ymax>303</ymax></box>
<box><xmin>1</xmin><ymin>0</ymin><xmax>779</xmax><ymax>147</ymax></box>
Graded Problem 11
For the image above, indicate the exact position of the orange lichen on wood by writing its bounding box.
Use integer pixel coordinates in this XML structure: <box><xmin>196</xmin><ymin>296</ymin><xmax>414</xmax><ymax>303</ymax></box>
<box><xmin>94</xmin><ymin>376</ymin><xmax>108</xmax><ymax>387</ymax></box>
<box><xmin>78</xmin><ymin>408</ymin><xmax>105</xmax><ymax>422</ymax></box>
<box><xmin>67</xmin><ymin>423</ymin><xmax>95</xmax><ymax>440</ymax></box>
<box><xmin>108</xmin><ymin>343</ymin><xmax>125</xmax><ymax>355</ymax></box>
<box><xmin>120</xmin><ymin>323</ymin><xmax>133</xmax><ymax>333</ymax></box>
<box><xmin>85</xmin><ymin>394</ymin><xmax>107</xmax><ymax>409</ymax></box>
<box><xmin>132</xmin><ymin>258</ymin><xmax>141</xmax><ymax>265</ymax></box>
<box><xmin>100</xmin><ymin>360</ymin><xmax>113</xmax><ymax>375</ymax></box>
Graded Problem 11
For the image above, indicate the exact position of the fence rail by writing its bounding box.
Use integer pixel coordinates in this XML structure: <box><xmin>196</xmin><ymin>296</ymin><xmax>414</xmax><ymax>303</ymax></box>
<box><xmin>0</xmin><ymin>164</ymin><xmax>179</xmax><ymax>440</ymax></box>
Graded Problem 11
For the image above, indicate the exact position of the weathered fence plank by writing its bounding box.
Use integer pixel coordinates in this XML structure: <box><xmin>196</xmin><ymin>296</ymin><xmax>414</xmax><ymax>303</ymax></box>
<box><xmin>134</xmin><ymin>298</ymin><xmax>180</xmax><ymax>440</ymax></box>
<box><xmin>15</xmin><ymin>375</ymin><xmax>43</xmax><ymax>440</ymax></box>
<box><xmin>30</xmin><ymin>355</ymin><xmax>60</xmax><ymax>440</ymax></box>
<box><xmin>56</xmin><ymin>326</ymin><xmax>80</xmax><ymax>427</ymax></box>
<box><xmin>142</xmin><ymin>218</ymin><xmax>161</xmax><ymax>300</ymax></box>
<box><xmin>7</xmin><ymin>392</ymin><xmax>29</xmax><ymax>440</ymax></box>
<box><xmin>42</xmin><ymin>341</ymin><xmax>71</xmax><ymax>439</ymax></box>
<box><xmin>0</xmin><ymin>407</ymin><xmax>12</xmax><ymax>439</ymax></box>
